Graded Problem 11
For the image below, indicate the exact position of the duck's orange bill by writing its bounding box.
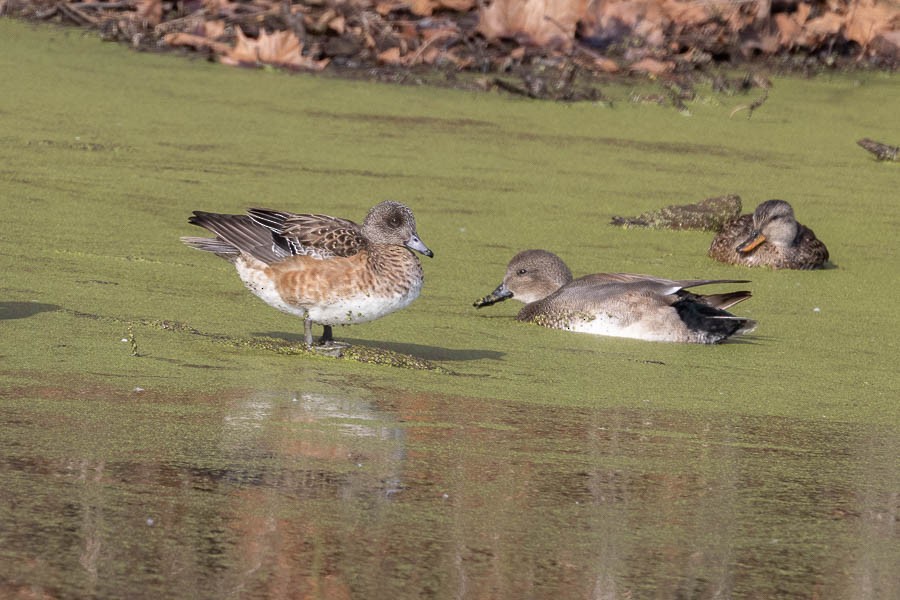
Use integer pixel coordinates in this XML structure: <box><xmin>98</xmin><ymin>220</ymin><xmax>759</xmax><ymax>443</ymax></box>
<box><xmin>738</xmin><ymin>233</ymin><xmax>766</xmax><ymax>253</ymax></box>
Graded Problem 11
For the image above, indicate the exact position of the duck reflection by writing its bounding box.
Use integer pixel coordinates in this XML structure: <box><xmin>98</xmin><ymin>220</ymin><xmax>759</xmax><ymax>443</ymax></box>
<box><xmin>1</xmin><ymin>386</ymin><xmax>897</xmax><ymax>599</ymax></box>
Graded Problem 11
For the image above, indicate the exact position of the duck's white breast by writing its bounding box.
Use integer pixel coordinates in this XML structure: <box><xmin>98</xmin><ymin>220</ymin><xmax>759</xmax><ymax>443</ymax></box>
<box><xmin>307</xmin><ymin>278</ymin><xmax>423</xmax><ymax>325</ymax></box>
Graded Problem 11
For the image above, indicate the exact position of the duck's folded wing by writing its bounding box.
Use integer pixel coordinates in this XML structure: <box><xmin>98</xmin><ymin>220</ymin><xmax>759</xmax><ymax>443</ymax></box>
<box><xmin>578</xmin><ymin>272</ymin><xmax>749</xmax><ymax>290</ymax></box>
<box><xmin>247</xmin><ymin>209</ymin><xmax>367</xmax><ymax>258</ymax></box>
<box><xmin>183</xmin><ymin>212</ymin><xmax>289</xmax><ymax>264</ymax></box>
<box><xmin>796</xmin><ymin>224</ymin><xmax>830</xmax><ymax>266</ymax></box>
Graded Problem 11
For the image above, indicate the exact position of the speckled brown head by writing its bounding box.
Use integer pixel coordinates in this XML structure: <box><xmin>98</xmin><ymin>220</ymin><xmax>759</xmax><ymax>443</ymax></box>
<box><xmin>362</xmin><ymin>201</ymin><xmax>433</xmax><ymax>257</ymax></box>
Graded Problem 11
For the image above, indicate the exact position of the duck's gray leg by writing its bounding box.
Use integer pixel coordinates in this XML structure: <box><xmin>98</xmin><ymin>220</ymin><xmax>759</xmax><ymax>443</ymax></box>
<box><xmin>303</xmin><ymin>318</ymin><xmax>314</xmax><ymax>347</ymax></box>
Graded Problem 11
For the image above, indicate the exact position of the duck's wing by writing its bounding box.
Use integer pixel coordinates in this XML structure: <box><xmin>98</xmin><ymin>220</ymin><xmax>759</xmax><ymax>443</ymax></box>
<box><xmin>247</xmin><ymin>209</ymin><xmax>368</xmax><ymax>259</ymax></box>
<box><xmin>708</xmin><ymin>214</ymin><xmax>754</xmax><ymax>262</ymax></box>
<box><xmin>793</xmin><ymin>224</ymin><xmax>830</xmax><ymax>268</ymax></box>
<box><xmin>551</xmin><ymin>274</ymin><xmax>751</xmax><ymax>316</ymax></box>
<box><xmin>182</xmin><ymin>211</ymin><xmax>289</xmax><ymax>264</ymax></box>
<box><xmin>575</xmin><ymin>273</ymin><xmax>750</xmax><ymax>295</ymax></box>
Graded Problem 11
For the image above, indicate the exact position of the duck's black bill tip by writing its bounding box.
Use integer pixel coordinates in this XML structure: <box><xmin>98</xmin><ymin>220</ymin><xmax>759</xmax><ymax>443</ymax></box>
<box><xmin>473</xmin><ymin>289</ymin><xmax>512</xmax><ymax>309</ymax></box>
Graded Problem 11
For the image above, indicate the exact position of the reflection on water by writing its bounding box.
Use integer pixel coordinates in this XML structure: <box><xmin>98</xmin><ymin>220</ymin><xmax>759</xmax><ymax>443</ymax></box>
<box><xmin>0</xmin><ymin>384</ymin><xmax>897</xmax><ymax>599</ymax></box>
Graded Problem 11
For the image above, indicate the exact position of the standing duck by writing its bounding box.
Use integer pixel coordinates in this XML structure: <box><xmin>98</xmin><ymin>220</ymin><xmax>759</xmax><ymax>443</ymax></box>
<box><xmin>181</xmin><ymin>201</ymin><xmax>433</xmax><ymax>346</ymax></box>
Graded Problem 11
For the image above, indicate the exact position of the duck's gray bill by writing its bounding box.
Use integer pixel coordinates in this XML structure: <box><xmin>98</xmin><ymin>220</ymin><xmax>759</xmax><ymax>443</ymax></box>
<box><xmin>473</xmin><ymin>283</ymin><xmax>512</xmax><ymax>308</ymax></box>
<box><xmin>406</xmin><ymin>234</ymin><xmax>434</xmax><ymax>258</ymax></box>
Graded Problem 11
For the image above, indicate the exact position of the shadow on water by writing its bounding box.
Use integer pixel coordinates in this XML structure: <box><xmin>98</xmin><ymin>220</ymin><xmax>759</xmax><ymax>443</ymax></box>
<box><xmin>0</xmin><ymin>301</ymin><xmax>61</xmax><ymax>320</ymax></box>
<box><xmin>1</xmin><ymin>379</ymin><xmax>897</xmax><ymax>599</ymax></box>
<box><xmin>256</xmin><ymin>330</ymin><xmax>506</xmax><ymax>362</ymax></box>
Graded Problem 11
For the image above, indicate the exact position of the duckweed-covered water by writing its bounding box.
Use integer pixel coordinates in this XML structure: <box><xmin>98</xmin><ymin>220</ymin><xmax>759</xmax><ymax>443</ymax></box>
<box><xmin>1</xmin><ymin>19</ymin><xmax>898</xmax><ymax>599</ymax></box>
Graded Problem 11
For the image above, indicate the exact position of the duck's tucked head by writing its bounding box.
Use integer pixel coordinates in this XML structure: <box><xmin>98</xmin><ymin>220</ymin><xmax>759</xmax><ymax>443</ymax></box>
<box><xmin>363</xmin><ymin>201</ymin><xmax>433</xmax><ymax>257</ymax></box>
<box><xmin>475</xmin><ymin>249</ymin><xmax>573</xmax><ymax>307</ymax></box>
<box><xmin>738</xmin><ymin>199</ymin><xmax>800</xmax><ymax>252</ymax></box>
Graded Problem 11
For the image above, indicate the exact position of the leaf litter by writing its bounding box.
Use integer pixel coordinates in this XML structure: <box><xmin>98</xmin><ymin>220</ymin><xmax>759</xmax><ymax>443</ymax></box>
<box><xmin>4</xmin><ymin>0</ymin><xmax>898</xmax><ymax>101</ymax></box>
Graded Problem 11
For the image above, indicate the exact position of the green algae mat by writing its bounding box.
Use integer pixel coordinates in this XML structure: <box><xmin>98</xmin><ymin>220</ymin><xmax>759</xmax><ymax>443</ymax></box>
<box><xmin>1</xmin><ymin>19</ymin><xmax>898</xmax><ymax>599</ymax></box>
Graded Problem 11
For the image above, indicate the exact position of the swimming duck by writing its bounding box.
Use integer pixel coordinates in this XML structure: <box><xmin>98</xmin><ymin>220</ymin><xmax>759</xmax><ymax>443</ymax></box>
<box><xmin>474</xmin><ymin>250</ymin><xmax>756</xmax><ymax>344</ymax></box>
<box><xmin>181</xmin><ymin>201</ymin><xmax>433</xmax><ymax>346</ymax></box>
<box><xmin>708</xmin><ymin>199</ymin><xmax>829</xmax><ymax>269</ymax></box>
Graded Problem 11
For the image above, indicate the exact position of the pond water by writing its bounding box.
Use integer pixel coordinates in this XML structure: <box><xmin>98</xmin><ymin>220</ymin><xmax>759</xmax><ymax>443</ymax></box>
<box><xmin>1</xmin><ymin>19</ymin><xmax>898</xmax><ymax>599</ymax></box>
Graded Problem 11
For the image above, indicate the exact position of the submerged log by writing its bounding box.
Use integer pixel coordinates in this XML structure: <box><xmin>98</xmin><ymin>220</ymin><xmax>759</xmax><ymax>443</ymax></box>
<box><xmin>611</xmin><ymin>194</ymin><xmax>742</xmax><ymax>231</ymax></box>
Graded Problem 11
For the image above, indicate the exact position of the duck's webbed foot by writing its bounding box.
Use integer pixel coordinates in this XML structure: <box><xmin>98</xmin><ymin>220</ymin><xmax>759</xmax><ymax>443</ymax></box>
<box><xmin>314</xmin><ymin>325</ymin><xmax>349</xmax><ymax>357</ymax></box>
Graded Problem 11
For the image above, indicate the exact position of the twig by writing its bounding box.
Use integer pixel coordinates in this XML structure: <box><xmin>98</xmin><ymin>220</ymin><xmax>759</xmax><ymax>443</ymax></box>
<box><xmin>408</xmin><ymin>31</ymin><xmax>457</xmax><ymax>66</ymax></box>
<box><xmin>729</xmin><ymin>89</ymin><xmax>768</xmax><ymax>119</ymax></box>
<box><xmin>33</xmin><ymin>5</ymin><xmax>59</xmax><ymax>18</ymax></box>
<box><xmin>152</xmin><ymin>9</ymin><xmax>207</xmax><ymax>35</ymax></box>
<box><xmin>69</xmin><ymin>2</ymin><xmax>135</xmax><ymax>9</ymax></box>
<box><xmin>493</xmin><ymin>77</ymin><xmax>538</xmax><ymax>99</ymax></box>
<box><xmin>57</xmin><ymin>1</ymin><xmax>99</xmax><ymax>25</ymax></box>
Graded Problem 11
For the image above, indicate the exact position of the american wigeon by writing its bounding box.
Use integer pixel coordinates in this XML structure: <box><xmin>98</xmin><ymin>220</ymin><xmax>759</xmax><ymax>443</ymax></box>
<box><xmin>474</xmin><ymin>250</ymin><xmax>756</xmax><ymax>344</ymax></box>
<box><xmin>708</xmin><ymin>199</ymin><xmax>829</xmax><ymax>269</ymax></box>
<box><xmin>181</xmin><ymin>201</ymin><xmax>433</xmax><ymax>346</ymax></box>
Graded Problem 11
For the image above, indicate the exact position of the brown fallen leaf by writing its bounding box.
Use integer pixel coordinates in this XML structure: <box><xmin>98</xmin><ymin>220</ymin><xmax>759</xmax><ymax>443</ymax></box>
<box><xmin>405</xmin><ymin>0</ymin><xmax>477</xmax><ymax>15</ymax></box>
<box><xmin>798</xmin><ymin>12</ymin><xmax>845</xmax><ymax>46</ymax></box>
<box><xmin>742</xmin><ymin>32</ymin><xmax>781</xmax><ymax>55</ymax></box>
<box><xmin>592</xmin><ymin>55</ymin><xmax>620</xmax><ymax>72</ymax></box>
<box><xmin>374</xmin><ymin>1</ymin><xmax>400</xmax><ymax>16</ymax></box>
<box><xmin>136</xmin><ymin>0</ymin><xmax>162</xmax><ymax>26</ymax></box>
<box><xmin>204</xmin><ymin>20</ymin><xmax>226</xmax><ymax>40</ymax></box>
<box><xmin>582</xmin><ymin>0</ymin><xmax>668</xmax><ymax>47</ymax></box>
<box><xmin>628</xmin><ymin>57</ymin><xmax>674</xmax><ymax>75</ymax></box>
<box><xmin>328</xmin><ymin>15</ymin><xmax>346</xmax><ymax>35</ymax></box>
<box><xmin>844</xmin><ymin>0</ymin><xmax>900</xmax><ymax>47</ymax></box>
<box><xmin>478</xmin><ymin>0</ymin><xmax>587</xmax><ymax>48</ymax></box>
<box><xmin>410</xmin><ymin>0</ymin><xmax>435</xmax><ymax>16</ymax></box>
<box><xmin>221</xmin><ymin>28</ymin><xmax>329</xmax><ymax>71</ymax></box>
<box><xmin>377</xmin><ymin>46</ymin><xmax>403</xmax><ymax>65</ymax></box>
<box><xmin>441</xmin><ymin>0</ymin><xmax>476</xmax><ymax>10</ymax></box>
<box><xmin>164</xmin><ymin>32</ymin><xmax>232</xmax><ymax>54</ymax></box>
<box><xmin>775</xmin><ymin>12</ymin><xmax>804</xmax><ymax>47</ymax></box>
<box><xmin>661</xmin><ymin>0</ymin><xmax>708</xmax><ymax>27</ymax></box>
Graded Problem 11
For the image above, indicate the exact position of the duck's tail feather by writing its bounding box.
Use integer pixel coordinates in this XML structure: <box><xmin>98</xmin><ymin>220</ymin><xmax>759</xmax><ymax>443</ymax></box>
<box><xmin>673</xmin><ymin>298</ymin><xmax>757</xmax><ymax>343</ymax></box>
<box><xmin>696</xmin><ymin>290</ymin><xmax>752</xmax><ymax>310</ymax></box>
<box><xmin>183</xmin><ymin>211</ymin><xmax>289</xmax><ymax>264</ymax></box>
<box><xmin>180</xmin><ymin>236</ymin><xmax>240</xmax><ymax>261</ymax></box>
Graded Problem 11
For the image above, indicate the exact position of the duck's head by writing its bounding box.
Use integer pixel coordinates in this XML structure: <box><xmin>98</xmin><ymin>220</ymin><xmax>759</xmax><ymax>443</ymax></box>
<box><xmin>474</xmin><ymin>249</ymin><xmax>573</xmax><ymax>307</ymax></box>
<box><xmin>738</xmin><ymin>199</ymin><xmax>800</xmax><ymax>253</ymax></box>
<box><xmin>363</xmin><ymin>201</ymin><xmax>433</xmax><ymax>257</ymax></box>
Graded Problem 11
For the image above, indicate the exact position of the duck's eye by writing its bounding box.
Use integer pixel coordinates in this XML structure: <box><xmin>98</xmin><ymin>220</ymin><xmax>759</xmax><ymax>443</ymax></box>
<box><xmin>517</xmin><ymin>268</ymin><xmax>527</xmax><ymax>275</ymax></box>
<box><xmin>388</xmin><ymin>216</ymin><xmax>402</xmax><ymax>228</ymax></box>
